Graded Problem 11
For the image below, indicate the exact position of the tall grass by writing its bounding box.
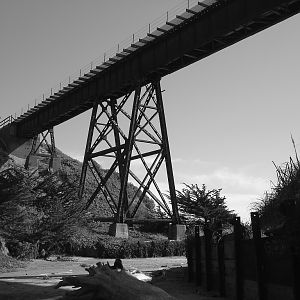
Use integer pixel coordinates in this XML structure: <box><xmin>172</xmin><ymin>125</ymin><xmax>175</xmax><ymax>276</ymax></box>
<box><xmin>253</xmin><ymin>136</ymin><xmax>300</xmax><ymax>230</ymax></box>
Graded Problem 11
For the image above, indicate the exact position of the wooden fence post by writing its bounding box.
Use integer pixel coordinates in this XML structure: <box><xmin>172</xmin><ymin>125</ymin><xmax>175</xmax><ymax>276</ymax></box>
<box><xmin>293</xmin><ymin>247</ymin><xmax>300</xmax><ymax>300</ymax></box>
<box><xmin>233</xmin><ymin>216</ymin><xmax>243</xmax><ymax>300</ymax></box>
<box><xmin>292</xmin><ymin>196</ymin><xmax>300</xmax><ymax>299</ymax></box>
<box><xmin>187</xmin><ymin>235</ymin><xmax>193</xmax><ymax>282</ymax></box>
<box><xmin>195</xmin><ymin>225</ymin><xmax>202</xmax><ymax>286</ymax></box>
<box><xmin>204</xmin><ymin>226</ymin><xmax>212</xmax><ymax>291</ymax></box>
<box><xmin>251</xmin><ymin>212</ymin><xmax>266</xmax><ymax>300</ymax></box>
<box><xmin>218</xmin><ymin>234</ymin><xmax>226</xmax><ymax>296</ymax></box>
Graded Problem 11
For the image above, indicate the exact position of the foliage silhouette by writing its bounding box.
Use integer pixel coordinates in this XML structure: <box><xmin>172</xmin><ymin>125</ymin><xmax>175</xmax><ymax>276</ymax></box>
<box><xmin>173</xmin><ymin>183</ymin><xmax>234</xmax><ymax>231</ymax></box>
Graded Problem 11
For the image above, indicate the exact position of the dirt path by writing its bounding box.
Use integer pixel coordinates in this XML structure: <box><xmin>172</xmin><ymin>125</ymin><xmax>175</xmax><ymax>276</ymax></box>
<box><xmin>0</xmin><ymin>256</ymin><xmax>224</xmax><ymax>300</ymax></box>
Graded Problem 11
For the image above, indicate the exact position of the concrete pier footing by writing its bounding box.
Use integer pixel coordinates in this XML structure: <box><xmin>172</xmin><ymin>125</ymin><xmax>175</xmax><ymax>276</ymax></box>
<box><xmin>108</xmin><ymin>223</ymin><xmax>186</xmax><ymax>240</ymax></box>
<box><xmin>109</xmin><ymin>223</ymin><xmax>129</xmax><ymax>238</ymax></box>
<box><xmin>50</xmin><ymin>157</ymin><xmax>61</xmax><ymax>172</ymax></box>
<box><xmin>168</xmin><ymin>224</ymin><xmax>186</xmax><ymax>241</ymax></box>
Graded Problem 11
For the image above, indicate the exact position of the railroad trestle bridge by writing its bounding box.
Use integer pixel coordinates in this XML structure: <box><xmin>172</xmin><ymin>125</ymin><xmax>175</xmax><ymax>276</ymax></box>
<box><xmin>0</xmin><ymin>0</ymin><xmax>299</xmax><ymax>239</ymax></box>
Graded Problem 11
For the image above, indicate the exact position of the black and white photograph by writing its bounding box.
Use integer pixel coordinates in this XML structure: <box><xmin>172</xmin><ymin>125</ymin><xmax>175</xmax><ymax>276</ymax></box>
<box><xmin>0</xmin><ymin>0</ymin><xmax>300</xmax><ymax>299</ymax></box>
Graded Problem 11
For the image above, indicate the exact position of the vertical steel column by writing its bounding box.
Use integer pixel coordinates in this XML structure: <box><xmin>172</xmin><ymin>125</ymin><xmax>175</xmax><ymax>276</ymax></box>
<box><xmin>27</xmin><ymin>135</ymin><xmax>38</xmax><ymax>157</ymax></box>
<box><xmin>110</xmin><ymin>98</ymin><xmax>128</xmax><ymax>220</ymax></box>
<box><xmin>49</xmin><ymin>128</ymin><xmax>56</xmax><ymax>157</ymax></box>
<box><xmin>110</xmin><ymin>98</ymin><xmax>125</xmax><ymax>178</ymax></box>
<box><xmin>78</xmin><ymin>104</ymin><xmax>98</xmax><ymax>198</ymax></box>
<box><xmin>25</xmin><ymin>135</ymin><xmax>38</xmax><ymax>169</ymax></box>
<box><xmin>116</xmin><ymin>87</ymin><xmax>141</xmax><ymax>223</ymax></box>
<box><xmin>49</xmin><ymin>128</ymin><xmax>61</xmax><ymax>171</ymax></box>
<box><xmin>154</xmin><ymin>80</ymin><xmax>180</xmax><ymax>224</ymax></box>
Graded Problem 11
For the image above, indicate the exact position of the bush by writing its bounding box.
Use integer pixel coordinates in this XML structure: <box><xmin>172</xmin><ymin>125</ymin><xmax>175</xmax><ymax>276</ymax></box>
<box><xmin>6</xmin><ymin>240</ymin><xmax>39</xmax><ymax>260</ymax></box>
<box><xmin>0</xmin><ymin>253</ymin><xmax>26</xmax><ymax>272</ymax></box>
<box><xmin>71</xmin><ymin>238</ymin><xmax>186</xmax><ymax>258</ymax></box>
<box><xmin>0</xmin><ymin>236</ymin><xmax>9</xmax><ymax>255</ymax></box>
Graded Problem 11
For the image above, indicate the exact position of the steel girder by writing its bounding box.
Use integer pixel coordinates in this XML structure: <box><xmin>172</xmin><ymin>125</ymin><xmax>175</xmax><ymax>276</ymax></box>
<box><xmin>16</xmin><ymin>0</ymin><xmax>300</xmax><ymax>138</ymax></box>
<box><xmin>79</xmin><ymin>80</ymin><xmax>180</xmax><ymax>224</ymax></box>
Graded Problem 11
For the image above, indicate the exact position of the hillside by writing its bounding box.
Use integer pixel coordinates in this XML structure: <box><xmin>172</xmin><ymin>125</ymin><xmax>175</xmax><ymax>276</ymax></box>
<box><xmin>0</xmin><ymin>147</ymin><xmax>156</xmax><ymax>220</ymax></box>
<box><xmin>59</xmin><ymin>148</ymin><xmax>156</xmax><ymax>219</ymax></box>
<box><xmin>0</xmin><ymin>146</ymin><xmax>172</xmax><ymax>259</ymax></box>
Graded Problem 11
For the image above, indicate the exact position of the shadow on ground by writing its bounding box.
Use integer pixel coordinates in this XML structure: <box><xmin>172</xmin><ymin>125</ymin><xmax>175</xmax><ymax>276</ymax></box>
<box><xmin>0</xmin><ymin>276</ymin><xmax>66</xmax><ymax>300</ymax></box>
<box><xmin>152</xmin><ymin>267</ymin><xmax>225</xmax><ymax>300</ymax></box>
<box><xmin>0</xmin><ymin>266</ymin><xmax>224</xmax><ymax>300</ymax></box>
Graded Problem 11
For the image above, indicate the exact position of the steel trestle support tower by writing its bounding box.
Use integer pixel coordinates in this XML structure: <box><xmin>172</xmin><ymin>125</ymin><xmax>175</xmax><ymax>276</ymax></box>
<box><xmin>79</xmin><ymin>79</ymin><xmax>181</xmax><ymax>229</ymax></box>
<box><xmin>25</xmin><ymin>128</ymin><xmax>61</xmax><ymax>172</ymax></box>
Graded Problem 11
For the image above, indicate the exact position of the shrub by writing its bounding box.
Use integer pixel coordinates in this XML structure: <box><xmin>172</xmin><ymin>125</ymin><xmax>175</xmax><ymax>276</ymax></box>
<box><xmin>6</xmin><ymin>240</ymin><xmax>39</xmax><ymax>260</ymax></box>
<box><xmin>79</xmin><ymin>238</ymin><xmax>186</xmax><ymax>258</ymax></box>
<box><xmin>0</xmin><ymin>236</ymin><xmax>9</xmax><ymax>255</ymax></box>
<box><xmin>0</xmin><ymin>253</ymin><xmax>26</xmax><ymax>272</ymax></box>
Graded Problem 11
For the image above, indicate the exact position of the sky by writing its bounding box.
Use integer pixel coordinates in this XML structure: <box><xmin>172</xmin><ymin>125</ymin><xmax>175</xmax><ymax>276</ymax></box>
<box><xmin>1</xmin><ymin>0</ymin><xmax>300</xmax><ymax>221</ymax></box>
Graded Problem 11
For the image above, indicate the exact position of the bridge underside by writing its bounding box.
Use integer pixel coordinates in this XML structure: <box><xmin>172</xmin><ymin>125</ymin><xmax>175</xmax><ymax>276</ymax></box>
<box><xmin>15</xmin><ymin>0</ymin><xmax>300</xmax><ymax>137</ymax></box>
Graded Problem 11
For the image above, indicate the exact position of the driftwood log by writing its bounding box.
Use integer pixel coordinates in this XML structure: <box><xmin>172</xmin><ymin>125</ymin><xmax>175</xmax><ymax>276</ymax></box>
<box><xmin>57</xmin><ymin>263</ymin><xmax>175</xmax><ymax>300</ymax></box>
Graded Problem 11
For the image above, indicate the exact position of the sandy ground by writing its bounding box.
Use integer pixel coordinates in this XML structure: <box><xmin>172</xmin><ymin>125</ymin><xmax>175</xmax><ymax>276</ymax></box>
<box><xmin>0</xmin><ymin>256</ymin><xmax>225</xmax><ymax>300</ymax></box>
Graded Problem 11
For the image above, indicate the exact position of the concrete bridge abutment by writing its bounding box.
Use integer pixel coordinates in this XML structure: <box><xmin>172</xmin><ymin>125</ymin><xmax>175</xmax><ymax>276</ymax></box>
<box><xmin>168</xmin><ymin>224</ymin><xmax>186</xmax><ymax>241</ymax></box>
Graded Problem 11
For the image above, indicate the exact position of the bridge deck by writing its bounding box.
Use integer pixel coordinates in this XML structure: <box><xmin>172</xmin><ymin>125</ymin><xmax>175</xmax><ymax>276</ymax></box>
<box><xmin>12</xmin><ymin>0</ymin><xmax>300</xmax><ymax>137</ymax></box>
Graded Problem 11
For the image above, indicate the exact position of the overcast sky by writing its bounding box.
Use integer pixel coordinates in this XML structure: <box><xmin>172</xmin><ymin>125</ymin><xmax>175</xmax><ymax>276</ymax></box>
<box><xmin>1</xmin><ymin>0</ymin><xmax>300</xmax><ymax>221</ymax></box>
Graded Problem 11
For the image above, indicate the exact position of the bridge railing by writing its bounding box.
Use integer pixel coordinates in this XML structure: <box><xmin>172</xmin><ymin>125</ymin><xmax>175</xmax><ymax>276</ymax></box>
<box><xmin>14</xmin><ymin>0</ymin><xmax>214</xmax><ymax>120</ymax></box>
<box><xmin>0</xmin><ymin>115</ymin><xmax>15</xmax><ymax>129</ymax></box>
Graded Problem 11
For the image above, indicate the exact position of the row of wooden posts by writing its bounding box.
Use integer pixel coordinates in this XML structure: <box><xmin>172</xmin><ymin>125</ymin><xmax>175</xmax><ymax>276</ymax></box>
<box><xmin>186</xmin><ymin>212</ymin><xmax>300</xmax><ymax>300</ymax></box>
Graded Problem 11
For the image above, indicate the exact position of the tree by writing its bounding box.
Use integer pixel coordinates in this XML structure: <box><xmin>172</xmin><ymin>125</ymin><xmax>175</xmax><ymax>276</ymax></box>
<box><xmin>174</xmin><ymin>183</ymin><xmax>235</xmax><ymax>231</ymax></box>
<box><xmin>0</xmin><ymin>166</ymin><xmax>89</xmax><ymax>256</ymax></box>
<box><xmin>0</xmin><ymin>167</ymin><xmax>38</xmax><ymax>240</ymax></box>
<box><xmin>31</xmin><ymin>170</ymin><xmax>88</xmax><ymax>253</ymax></box>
